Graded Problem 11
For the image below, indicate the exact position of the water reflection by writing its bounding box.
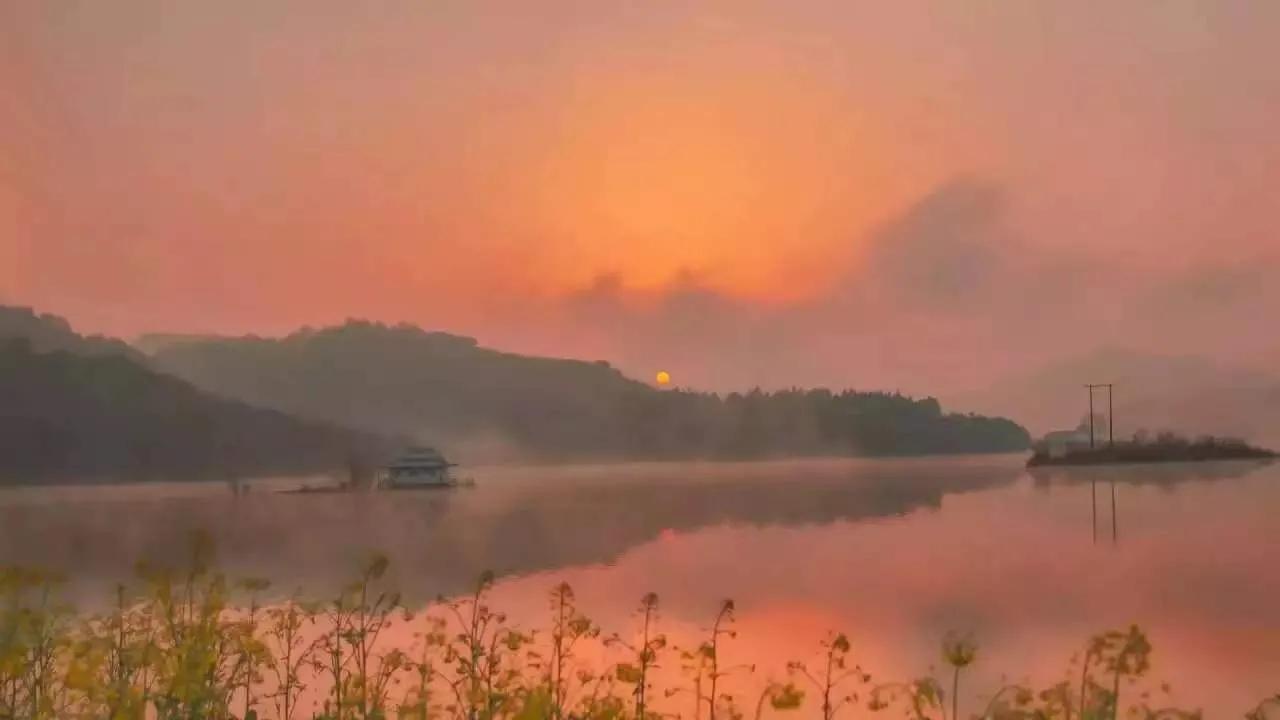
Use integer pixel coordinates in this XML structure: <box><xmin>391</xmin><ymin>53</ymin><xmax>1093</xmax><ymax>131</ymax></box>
<box><xmin>461</xmin><ymin>457</ymin><xmax>1280</xmax><ymax>716</ymax></box>
<box><xmin>0</xmin><ymin>456</ymin><xmax>1022</xmax><ymax>602</ymax></box>
<box><xmin>3</xmin><ymin>456</ymin><xmax>1278</xmax><ymax>713</ymax></box>
<box><xmin>1025</xmin><ymin>457</ymin><xmax>1274</xmax><ymax>489</ymax></box>
<box><xmin>1027</xmin><ymin>459</ymin><xmax>1275</xmax><ymax>546</ymax></box>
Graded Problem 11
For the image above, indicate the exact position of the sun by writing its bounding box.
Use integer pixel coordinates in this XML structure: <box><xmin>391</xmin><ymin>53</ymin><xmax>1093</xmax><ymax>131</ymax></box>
<box><xmin>655</xmin><ymin>370</ymin><xmax>671</xmax><ymax>386</ymax></box>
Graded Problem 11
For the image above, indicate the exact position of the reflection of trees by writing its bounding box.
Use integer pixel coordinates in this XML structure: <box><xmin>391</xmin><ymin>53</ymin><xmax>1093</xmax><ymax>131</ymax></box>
<box><xmin>1026</xmin><ymin>458</ymin><xmax>1272</xmax><ymax>490</ymax></box>
<box><xmin>0</xmin><ymin>460</ymin><xmax>1021</xmax><ymax>603</ymax></box>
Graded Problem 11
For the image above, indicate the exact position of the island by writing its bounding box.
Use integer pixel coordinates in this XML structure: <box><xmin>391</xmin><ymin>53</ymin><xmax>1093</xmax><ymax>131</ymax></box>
<box><xmin>1027</xmin><ymin>433</ymin><xmax>1277</xmax><ymax>467</ymax></box>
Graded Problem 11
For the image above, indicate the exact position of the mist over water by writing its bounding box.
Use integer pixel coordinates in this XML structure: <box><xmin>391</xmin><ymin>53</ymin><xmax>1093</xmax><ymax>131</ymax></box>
<box><xmin>0</xmin><ymin>457</ymin><xmax>1021</xmax><ymax>602</ymax></box>
<box><xmin>1</xmin><ymin>455</ymin><xmax>1277</xmax><ymax>714</ymax></box>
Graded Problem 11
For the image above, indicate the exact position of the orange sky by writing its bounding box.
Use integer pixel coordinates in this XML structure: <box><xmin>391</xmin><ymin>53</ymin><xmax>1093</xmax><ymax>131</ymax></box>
<box><xmin>3</xmin><ymin>2</ymin><xmax>1279</xmax><ymax>394</ymax></box>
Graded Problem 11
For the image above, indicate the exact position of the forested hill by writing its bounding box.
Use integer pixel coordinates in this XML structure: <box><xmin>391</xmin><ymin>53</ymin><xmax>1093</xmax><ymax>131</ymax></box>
<box><xmin>149</xmin><ymin>320</ymin><xmax>1031</xmax><ymax>461</ymax></box>
<box><xmin>0</xmin><ymin>306</ymin><xmax>142</xmax><ymax>361</ymax></box>
<box><xmin>0</xmin><ymin>338</ymin><xmax>390</xmax><ymax>483</ymax></box>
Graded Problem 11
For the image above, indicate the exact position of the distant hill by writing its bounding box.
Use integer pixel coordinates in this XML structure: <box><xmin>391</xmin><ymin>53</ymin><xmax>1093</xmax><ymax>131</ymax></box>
<box><xmin>1</xmin><ymin>305</ymin><xmax>142</xmax><ymax>361</ymax></box>
<box><xmin>0</xmin><ymin>307</ymin><xmax>391</xmax><ymax>482</ymax></box>
<box><xmin>0</xmin><ymin>338</ymin><xmax>390</xmax><ymax>483</ymax></box>
<box><xmin>947</xmin><ymin>347</ymin><xmax>1280</xmax><ymax>446</ymax></box>
<box><xmin>149</xmin><ymin>320</ymin><xmax>1030</xmax><ymax>461</ymax></box>
<box><xmin>133</xmin><ymin>332</ymin><xmax>232</xmax><ymax>355</ymax></box>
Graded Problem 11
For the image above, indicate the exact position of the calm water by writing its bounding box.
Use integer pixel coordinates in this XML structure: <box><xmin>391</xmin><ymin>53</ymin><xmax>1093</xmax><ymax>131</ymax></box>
<box><xmin>1</xmin><ymin>455</ymin><xmax>1278</xmax><ymax>714</ymax></box>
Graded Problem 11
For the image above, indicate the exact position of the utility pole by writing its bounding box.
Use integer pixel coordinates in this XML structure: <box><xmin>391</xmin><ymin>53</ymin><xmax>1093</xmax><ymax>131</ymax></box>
<box><xmin>1085</xmin><ymin>383</ymin><xmax>1114</xmax><ymax>449</ymax></box>
<box><xmin>1086</xmin><ymin>384</ymin><xmax>1095</xmax><ymax>448</ymax></box>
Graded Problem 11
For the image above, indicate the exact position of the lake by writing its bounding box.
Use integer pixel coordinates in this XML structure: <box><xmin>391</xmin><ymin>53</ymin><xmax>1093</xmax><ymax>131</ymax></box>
<box><xmin>1</xmin><ymin>454</ymin><xmax>1277</xmax><ymax>716</ymax></box>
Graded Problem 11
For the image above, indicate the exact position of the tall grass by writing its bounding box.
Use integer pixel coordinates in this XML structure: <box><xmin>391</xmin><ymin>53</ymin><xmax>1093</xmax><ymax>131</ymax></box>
<box><xmin>0</xmin><ymin>536</ymin><xmax>1266</xmax><ymax>720</ymax></box>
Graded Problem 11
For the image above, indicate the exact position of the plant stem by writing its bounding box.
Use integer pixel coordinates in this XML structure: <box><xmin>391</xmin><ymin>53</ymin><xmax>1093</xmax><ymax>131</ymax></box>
<box><xmin>952</xmin><ymin>665</ymin><xmax>960</xmax><ymax>720</ymax></box>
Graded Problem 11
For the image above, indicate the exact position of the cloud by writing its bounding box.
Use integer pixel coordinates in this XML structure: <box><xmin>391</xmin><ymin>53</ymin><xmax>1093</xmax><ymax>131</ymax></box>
<box><xmin>5</xmin><ymin>1</ymin><xmax>1280</xmax><ymax>412</ymax></box>
<box><xmin>860</xmin><ymin>179</ymin><xmax>1010</xmax><ymax>310</ymax></box>
<box><xmin>523</xmin><ymin>164</ymin><xmax>1278</xmax><ymax>417</ymax></box>
<box><xmin>530</xmin><ymin>178</ymin><xmax>1049</xmax><ymax>393</ymax></box>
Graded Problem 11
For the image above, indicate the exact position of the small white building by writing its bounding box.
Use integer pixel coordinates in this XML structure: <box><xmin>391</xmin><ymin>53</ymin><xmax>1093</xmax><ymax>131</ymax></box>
<box><xmin>380</xmin><ymin>447</ymin><xmax>456</xmax><ymax>488</ymax></box>
<box><xmin>1040</xmin><ymin>429</ymin><xmax>1093</xmax><ymax>459</ymax></box>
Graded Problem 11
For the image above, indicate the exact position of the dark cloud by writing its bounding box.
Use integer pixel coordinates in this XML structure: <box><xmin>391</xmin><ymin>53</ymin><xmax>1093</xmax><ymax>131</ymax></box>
<box><xmin>1149</xmin><ymin>261</ymin><xmax>1272</xmax><ymax>310</ymax></box>
<box><xmin>533</xmin><ymin>171</ymin><xmax>1280</xmax><ymax>444</ymax></box>
<box><xmin>861</xmin><ymin>179</ymin><xmax>1009</xmax><ymax>309</ymax></box>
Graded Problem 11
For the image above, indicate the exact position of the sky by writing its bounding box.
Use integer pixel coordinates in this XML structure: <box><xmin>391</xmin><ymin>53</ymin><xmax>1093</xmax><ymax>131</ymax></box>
<box><xmin>3</xmin><ymin>1</ymin><xmax>1279</xmax><ymax>402</ymax></box>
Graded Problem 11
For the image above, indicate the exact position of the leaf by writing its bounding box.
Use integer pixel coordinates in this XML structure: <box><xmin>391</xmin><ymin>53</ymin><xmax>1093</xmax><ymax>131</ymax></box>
<box><xmin>616</xmin><ymin>663</ymin><xmax>643</xmax><ymax>684</ymax></box>
<box><xmin>770</xmin><ymin>683</ymin><xmax>806</xmax><ymax>711</ymax></box>
<box><xmin>514</xmin><ymin>687</ymin><xmax>553</xmax><ymax>720</ymax></box>
<box><xmin>832</xmin><ymin>633</ymin><xmax>852</xmax><ymax>654</ymax></box>
<box><xmin>366</xmin><ymin>553</ymin><xmax>390</xmax><ymax>580</ymax></box>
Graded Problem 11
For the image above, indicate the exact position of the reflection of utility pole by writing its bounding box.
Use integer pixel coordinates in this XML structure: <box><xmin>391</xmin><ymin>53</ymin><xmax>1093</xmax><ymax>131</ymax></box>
<box><xmin>1091</xmin><ymin>479</ymin><xmax>1097</xmax><ymax>544</ymax></box>
<box><xmin>1088</xmin><ymin>478</ymin><xmax>1119</xmax><ymax>547</ymax></box>
<box><xmin>1111</xmin><ymin>479</ymin><xmax>1118</xmax><ymax>546</ymax></box>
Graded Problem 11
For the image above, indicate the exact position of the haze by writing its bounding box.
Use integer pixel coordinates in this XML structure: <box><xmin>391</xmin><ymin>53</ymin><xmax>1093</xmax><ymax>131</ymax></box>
<box><xmin>4</xmin><ymin>2</ymin><xmax>1278</xmax><ymax>414</ymax></box>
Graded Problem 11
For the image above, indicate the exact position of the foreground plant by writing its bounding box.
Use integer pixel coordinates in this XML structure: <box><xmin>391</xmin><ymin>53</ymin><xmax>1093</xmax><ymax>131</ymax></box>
<box><xmin>941</xmin><ymin>632</ymin><xmax>976</xmax><ymax>720</ymax></box>
<box><xmin>672</xmin><ymin>599</ymin><xmax>750</xmax><ymax>720</ymax></box>
<box><xmin>754</xmin><ymin>680</ymin><xmax>805</xmax><ymax>720</ymax></box>
<box><xmin>1</xmin><ymin>544</ymin><xmax>1274</xmax><ymax>720</ymax></box>
<box><xmin>263</xmin><ymin>596</ymin><xmax>320</xmax><ymax>720</ymax></box>
<box><xmin>1245</xmin><ymin>695</ymin><xmax>1280</xmax><ymax>720</ymax></box>
<box><xmin>66</xmin><ymin>583</ymin><xmax>154</xmax><ymax>718</ymax></box>
<box><xmin>140</xmin><ymin>532</ymin><xmax>246</xmax><ymax>720</ymax></box>
<box><xmin>1071</xmin><ymin>625</ymin><xmax>1152</xmax><ymax>720</ymax></box>
<box><xmin>0</xmin><ymin>567</ymin><xmax>73</xmax><ymax>719</ymax></box>
<box><xmin>787</xmin><ymin>633</ymin><xmax>867</xmax><ymax>720</ymax></box>
<box><xmin>608</xmin><ymin>593</ymin><xmax>665</xmax><ymax>720</ymax></box>
<box><xmin>542</xmin><ymin>582</ymin><xmax>599</xmax><ymax>720</ymax></box>
<box><xmin>347</xmin><ymin>554</ymin><xmax>407</xmax><ymax>718</ymax></box>
<box><xmin>434</xmin><ymin>572</ymin><xmax>527</xmax><ymax>720</ymax></box>
<box><xmin>232</xmin><ymin>577</ymin><xmax>273</xmax><ymax>720</ymax></box>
